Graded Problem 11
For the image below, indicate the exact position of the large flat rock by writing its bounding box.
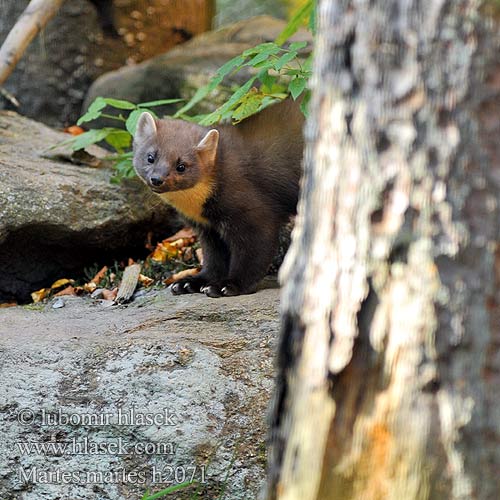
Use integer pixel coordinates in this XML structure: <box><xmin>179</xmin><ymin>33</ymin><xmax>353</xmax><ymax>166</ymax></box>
<box><xmin>0</xmin><ymin>287</ymin><xmax>280</xmax><ymax>499</ymax></box>
<box><xmin>0</xmin><ymin>111</ymin><xmax>178</xmax><ymax>302</ymax></box>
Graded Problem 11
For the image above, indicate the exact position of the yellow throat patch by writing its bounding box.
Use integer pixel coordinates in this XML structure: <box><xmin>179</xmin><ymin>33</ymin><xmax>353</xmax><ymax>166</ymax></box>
<box><xmin>159</xmin><ymin>178</ymin><xmax>213</xmax><ymax>224</ymax></box>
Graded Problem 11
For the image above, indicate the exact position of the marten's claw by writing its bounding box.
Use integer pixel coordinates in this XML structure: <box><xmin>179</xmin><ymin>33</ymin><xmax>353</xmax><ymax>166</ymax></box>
<box><xmin>170</xmin><ymin>282</ymin><xmax>185</xmax><ymax>294</ymax></box>
<box><xmin>201</xmin><ymin>285</ymin><xmax>222</xmax><ymax>298</ymax></box>
<box><xmin>171</xmin><ymin>276</ymin><xmax>209</xmax><ymax>294</ymax></box>
<box><xmin>221</xmin><ymin>285</ymin><xmax>239</xmax><ymax>296</ymax></box>
<box><xmin>171</xmin><ymin>281</ymin><xmax>196</xmax><ymax>294</ymax></box>
<box><xmin>200</xmin><ymin>282</ymin><xmax>240</xmax><ymax>298</ymax></box>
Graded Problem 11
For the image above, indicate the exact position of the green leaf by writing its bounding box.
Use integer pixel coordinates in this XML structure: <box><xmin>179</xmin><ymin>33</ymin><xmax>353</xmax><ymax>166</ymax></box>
<box><xmin>77</xmin><ymin>97</ymin><xmax>106</xmax><ymax>125</ymax></box>
<box><xmin>289</xmin><ymin>76</ymin><xmax>307</xmax><ymax>100</ymax></box>
<box><xmin>274</xmin><ymin>51</ymin><xmax>298</xmax><ymax>71</ymax></box>
<box><xmin>114</xmin><ymin>156</ymin><xmax>135</xmax><ymax>180</ymax></box>
<box><xmin>177</xmin><ymin>113</ymin><xmax>209</xmax><ymax>123</ymax></box>
<box><xmin>220</xmin><ymin>108</ymin><xmax>234</xmax><ymax>122</ymax></box>
<box><xmin>254</xmin><ymin>95</ymin><xmax>284</xmax><ymax>116</ymax></box>
<box><xmin>198</xmin><ymin>77</ymin><xmax>257</xmax><ymax>126</ymax></box>
<box><xmin>309</xmin><ymin>0</ymin><xmax>317</xmax><ymax>34</ymax></box>
<box><xmin>300</xmin><ymin>89</ymin><xmax>312</xmax><ymax>116</ymax></box>
<box><xmin>174</xmin><ymin>87</ymin><xmax>208</xmax><ymax>117</ymax></box>
<box><xmin>137</xmin><ymin>98</ymin><xmax>184</xmax><ymax>107</ymax></box>
<box><xmin>106</xmin><ymin>151</ymin><xmax>133</xmax><ymax>162</ymax></box>
<box><xmin>174</xmin><ymin>74</ymin><xmax>223</xmax><ymax>117</ymax></box>
<box><xmin>198</xmin><ymin>113</ymin><xmax>221</xmax><ymax>127</ymax></box>
<box><xmin>142</xmin><ymin>481</ymin><xmax>194</xmax><ymax>500</ymax></box>
<box><xmin>232</xmin><ymin>94</ymin><xmax>264</xmax><ymax>123</ymax></box>
<box><xmin>242</xmin><ymin>42</ymin><xmax>278</xmax><ymax>57</ymax></box>
<box><xmin>223</xmin><ymin>78</ymin><xmax>257</xmax><ymax>106</ymax></box>
<box><xmin>71</xmin><ymin>128</ymin><xmax>113</xmax><ymax>150</ymax></box>
<box><xmin>215</xmin><ymin>54</ymin><xmax>246</xmax><ymax>78</ymax></box>
<box><xmin>288</xmin><ymin>41</ymin><xmax>308</xmax><ymax>52</ymax></box>
<box><xmin>102</xmin><ymin>98</ymin><xmax>137</xmax><ymax>110</ymax></box>
<box><xmin>265</xmin><ymin>92</ymin><xmax>288</xmax><ymax>99</ymax></box>
<box><xmin>247</xmin><ymin>45</ymin><xmax>281</xmax><ymax>67</ymax></box>
<box><xmin>104</xmin><ymin>129</ymin><xmax>132</xmax><ymax>152</ymax></box>
<box><xmin>259</xmin><ymin>72</ymin><xmax>276</xmax><ymax>89</ymax></box>
<box><xmin>284</xmin><ymin>68</ymin><xmax>303</xmax><ymax>77</ymax></box>
<box><xmin>275</xmin><ymin>0</ymin><xmax>314</xmax><ymax>46</ymax></box>
<box><xmin>303</xmin><ymin>53</ymin><xmax>313</xmax><ymax>72</ymax></box>
<box><xmin>126</xmin><ymin>108</ymin><xmax>157</xmax><ymax>135</ymax></box>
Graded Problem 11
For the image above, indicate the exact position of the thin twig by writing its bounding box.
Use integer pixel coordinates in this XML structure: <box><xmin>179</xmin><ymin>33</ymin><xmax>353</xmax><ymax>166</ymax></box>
<box><xmin>0</xmin><ymin>86</ymin><xmax>20</xmax><ymax>107</ymax></box>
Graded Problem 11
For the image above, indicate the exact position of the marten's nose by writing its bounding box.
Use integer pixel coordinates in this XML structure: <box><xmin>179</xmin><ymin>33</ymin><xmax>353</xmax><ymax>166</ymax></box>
<box><xmin>150</xmin><ymin>177</ymin><xmax>164</xmax><ymax>187</ymax></box>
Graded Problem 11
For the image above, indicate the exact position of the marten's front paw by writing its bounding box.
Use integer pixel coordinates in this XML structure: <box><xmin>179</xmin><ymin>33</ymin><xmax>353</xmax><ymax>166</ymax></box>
<box><xmin>200</xmin><ymin>282</ymin><xmax>241</xmax><ymax>298</ymax></box>
<box><xmin>171</xmin><ymin>276</ymin><xmax>207</xmax><ymax>295</ymax></box>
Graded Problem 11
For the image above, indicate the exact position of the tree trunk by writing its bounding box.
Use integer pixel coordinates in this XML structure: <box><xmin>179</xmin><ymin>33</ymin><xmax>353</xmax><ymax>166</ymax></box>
<box><xmin>267</xmin><ymin>1</ymin><xmax>499</xmax><ymax>499</ymax></box>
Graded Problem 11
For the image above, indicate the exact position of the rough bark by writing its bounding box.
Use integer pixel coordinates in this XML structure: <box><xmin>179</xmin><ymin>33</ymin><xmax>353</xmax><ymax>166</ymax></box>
<box><xmin>267</xmin><ymin>1</ymin><xmax>499</xmax><ymax>499</ymax></box>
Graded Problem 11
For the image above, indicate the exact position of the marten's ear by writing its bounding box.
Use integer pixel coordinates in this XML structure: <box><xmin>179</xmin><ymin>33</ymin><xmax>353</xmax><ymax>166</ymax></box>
<box><xmin>135</xmin><ymin>112</ymin><xmax>157</xmax><ymax>143</ymax></box>
<box><xmin>196</xmin><ymin>129</ymin><xmax>219</xmax><ymax>166</ymax></box>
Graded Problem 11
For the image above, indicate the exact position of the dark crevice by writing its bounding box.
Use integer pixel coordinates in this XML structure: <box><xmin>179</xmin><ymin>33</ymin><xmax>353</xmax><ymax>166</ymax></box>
<box><xmin>0</xmin><ymin>220</ymin><xmax>180</xmax><ymax>303</ymax></box>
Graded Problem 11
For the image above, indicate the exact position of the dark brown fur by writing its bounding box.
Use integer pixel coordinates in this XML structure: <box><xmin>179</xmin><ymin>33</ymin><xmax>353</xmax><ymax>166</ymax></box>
<box><xmin>133</xmin><ymin>99</ymin><xmax>304</xmax><ymax>297</ymax></box>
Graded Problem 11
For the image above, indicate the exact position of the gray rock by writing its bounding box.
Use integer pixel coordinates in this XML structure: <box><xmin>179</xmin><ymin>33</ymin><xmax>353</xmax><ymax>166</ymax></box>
<box><xmin>214</xmin><ymin>0</ymin><xmax>286</xmax><ymax>28</ymax></box>
<box><xmin>0</xmin><ymin>111</ymin><xmax>179</xmax><ymax>302</ymax></box>
<box><xmin>51</xmin><ymin>298</ymin><xmax>65</xmax><ymax>309</ymax></box>
<box><xmin>0</xmin><ymin>286</ymin><xmax>279</xmax><ymax>499</ymax></box>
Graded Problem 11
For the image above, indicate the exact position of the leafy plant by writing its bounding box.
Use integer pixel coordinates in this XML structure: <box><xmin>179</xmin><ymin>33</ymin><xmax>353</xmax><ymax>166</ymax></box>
<box><xmin>175</xmin><ymin>0</ymin><xmax>314</xmax><ymax>123</ymax></box>
<box><xmin>59</xmin><ymin>0</ymin><xmax>315</xmax><ymax>181</ymax></box>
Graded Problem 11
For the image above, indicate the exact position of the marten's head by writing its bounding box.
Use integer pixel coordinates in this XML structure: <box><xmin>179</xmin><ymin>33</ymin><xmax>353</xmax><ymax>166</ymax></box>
<box><xmin>133</xmin><ymin>112</ymin><xmax>219</xmax><ymax>194</ymax></box>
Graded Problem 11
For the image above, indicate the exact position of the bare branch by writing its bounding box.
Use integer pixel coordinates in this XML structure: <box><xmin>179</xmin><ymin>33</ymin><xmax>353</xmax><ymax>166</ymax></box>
<box><xmin>0</xmin><ymin>0</ymin><xmax>65</xmax><ymax>86</ymax></box>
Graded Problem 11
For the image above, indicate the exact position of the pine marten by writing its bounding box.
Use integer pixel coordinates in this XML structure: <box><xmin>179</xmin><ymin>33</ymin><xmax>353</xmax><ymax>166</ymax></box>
<box><xmin>133</xmin><ymin>99</ymin><xmax>304</xmax><ymax>297</ymax></box>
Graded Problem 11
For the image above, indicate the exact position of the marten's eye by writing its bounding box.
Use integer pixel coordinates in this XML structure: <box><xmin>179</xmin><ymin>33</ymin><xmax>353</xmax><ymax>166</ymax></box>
<box><xmin>176</xmin><ymin>163</ymin><xmax>186</xmax><ymax>173</ymax></box>
<box><xmin>147</xmin><ymin>153</ymin><xmax>155</xmax><ymax>164</ymax></box>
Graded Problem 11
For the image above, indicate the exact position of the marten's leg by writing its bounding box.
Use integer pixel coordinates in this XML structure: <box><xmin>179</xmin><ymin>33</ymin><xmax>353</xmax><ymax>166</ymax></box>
<box><xmin>171</xmin><ymin>228</ymin><xmax>229</xmax><ymax>294</ymax></box>
<box><xmin>201</xmin><ymin>219</ymin><xmax>279</xmax><ymax>298</ymax></box>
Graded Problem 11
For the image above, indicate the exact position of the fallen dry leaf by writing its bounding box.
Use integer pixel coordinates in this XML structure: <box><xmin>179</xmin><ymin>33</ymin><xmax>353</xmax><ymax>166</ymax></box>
<box><xmin>83</xmin><ymin>282</ymin><xmax>98</xmax><ymax>293</ymax></box>
<box><xmin>151</xmin><ymin>241</ymin><xmax>179</xmax><ymax>263</ymax></box>
<box><xmin>64</xmin><ymin>125</ymin><xmax>85</xmax><ymax>136</ymax></box>
<box><xmin>138</xmin><ymin>274</ymin><xmax>154</xmax><ymax>287</ymax></box>
<box><xmin>31</xmin><ymin>288</ymin><xmax>51</xmax><ymax>303</ymax></box>
<box><xmin>51</xmin><ymin>278</ymin><xmax>74</xmax><ymax>290</ymax></box>
<box><xmin>0</xmin><ymin>301</ymin><xmax>17</xmax><ymax>308</ymax></box>
<box><xmin>164</xmin><ymin>267</ymin><xmax>200</xmax><ymax>286</ymax></box>
<box><xmin>54</xmin><ymin>285</ymin><xmax>77</xmax><ymax>297</ymax></box>
<box><xmin>165</xmin><ymin>227</ymin><xmax>196</xmax><ymax>242</ymax></box>
<box><xmin>102</xmin><ymin>288</ymin><xmax>118</xmax><ymax>301</ymax></box>
<box><xmin>91</xmin><ymin>266</ymin><xmax>108</xmax><ymax>284</ymax></box>
<box><xmin>170</xmin><ymin>238</ymin><xmax>189</xmax><ymax>248</ymax></box>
